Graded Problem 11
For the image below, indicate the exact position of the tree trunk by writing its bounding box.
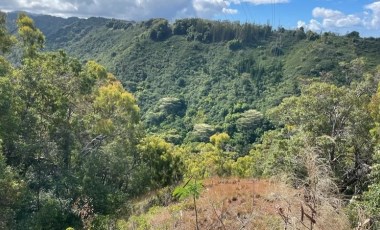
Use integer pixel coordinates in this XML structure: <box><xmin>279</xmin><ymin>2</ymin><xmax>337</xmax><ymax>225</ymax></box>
<box><xmin>194</xmin><ymin>195</ymin><xmax>199</xmax><ymax>230</ymax></box>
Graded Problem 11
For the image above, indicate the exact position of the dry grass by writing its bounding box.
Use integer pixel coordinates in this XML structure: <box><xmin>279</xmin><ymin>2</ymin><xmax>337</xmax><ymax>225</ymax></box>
<box><xmin>124</xmin><ymin>177</ymin><xmax>350</xmax><ymax>230</ymax></box>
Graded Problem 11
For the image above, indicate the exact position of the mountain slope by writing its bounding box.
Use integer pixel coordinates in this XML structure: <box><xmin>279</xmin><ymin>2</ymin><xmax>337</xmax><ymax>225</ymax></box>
<box><xmin>7</xmin><ymin>12</ymin><xmax>380</xmax><ymax>146</ymax></box>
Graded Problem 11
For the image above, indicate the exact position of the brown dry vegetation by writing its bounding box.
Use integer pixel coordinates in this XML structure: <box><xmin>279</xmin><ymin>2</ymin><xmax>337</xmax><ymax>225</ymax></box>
<box><xmin>123</xmin><ymin>177</ymin><xmax>350</xmax><ymax>230</ymax></box>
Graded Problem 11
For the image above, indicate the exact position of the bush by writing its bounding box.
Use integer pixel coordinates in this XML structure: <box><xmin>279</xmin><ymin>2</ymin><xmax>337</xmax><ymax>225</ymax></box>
<box><xmin>306</xmin><ymin>30</ymin><xmax>320</xmax><ymax>41</ymax></box>
<box><xmin>228</xmin><ymin>39</ymin><xmax>242</xmax><ymax>50</ymax></box>
<box><xmin>149</xmin><ymin>19</ymin><xmax>172</xmax><ymax>41</ymax></box>
<box><xmin>236</xmin><ymin>109</ymin><xmax>263</xmax><ymax>131</ymax></box>
<box><xmin>187</xmin><ymin>124</ymin><xmax>216</xmax><ymax>142</ymax></box>
<box><xmin>157</xmin><ymin>97</ymin><xmax>186</xmax><ymax>116</ymax></box>
<box><xmin>270</xmin><ymin>46</ymin><xmax>284</xmax><ymax>56</ymax></box>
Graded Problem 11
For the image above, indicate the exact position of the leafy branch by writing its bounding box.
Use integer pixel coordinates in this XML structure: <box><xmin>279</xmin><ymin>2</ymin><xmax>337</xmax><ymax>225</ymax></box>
<box><xmin>173</xmin><ymin>178</ymin><xmax>203</xmax><ymax>230</ymax></box>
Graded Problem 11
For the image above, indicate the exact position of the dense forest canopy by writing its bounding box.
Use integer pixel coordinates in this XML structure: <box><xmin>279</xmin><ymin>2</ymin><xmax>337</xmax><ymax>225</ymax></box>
<box><xmin>6</xmin><ymin>12</ymin><xmax>380</xmax><ymax>151</ymax></box>
<box><xmin>1</xmin><ymin>11</ymin><xmax>380</xmax><ymax>229</ymax></box>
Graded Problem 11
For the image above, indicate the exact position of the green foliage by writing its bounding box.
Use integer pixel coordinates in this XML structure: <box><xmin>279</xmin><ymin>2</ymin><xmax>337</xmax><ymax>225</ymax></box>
<box><xmin>368</xmin><ymin>67</ymin><xmax>380</xmax><ymax>142</ymax></box>
<box><xmin>173</xmin><ymin>179</ymin><xmax>203</xmax><ymax>200</ymax></box>
<box><xmin>0</xmin><ymin>141</ymin><xmax>25</xmax><ymax>229</ymax></box>
<box><xmin>173</xmin><ymin>178</ymin><xmax>203</xmax><ymax>229</ymax></box>
<box><xmin>106</xmin><ymin>19</ymin><xmax>132</xmax><ymax>30</ymax></box>
<box><xmin>267</xmin><ymin>79</ymin><xmax>375</xmax><ymax>190</ymax></box>
<box><xmin>157</xmin><ymin>97</ymin><xmax>186</xmax><ymax>116</ymax></box>
<box><xmin>225</xmin><ymin>108</ymin><xmax>273</xmax><ymax>153</ymax></box>
<box><xmin>270</xmin><ymin>45</ymin><xmax>284</xmax><ymax>56</ymax></box>
<box><xmin>146</xmin><ymin>97</ymin><xmax>187</xmax><ymax>126</ymax></box>
<box><xmin>138</xmin><ymin>136</ymin><xmax>183</xmax><ymax>188</ymax></box>
<box><xmin>228</xmin><ymin>39</ymin><xmax>242</xmax><ymax>50</ymax></box>
<box><xmin>173</xmin><ymin>18</ymin><xmax>272</xmax><ymax>43</ymax></box>
<box><xmin>2</xmin><ymin>12</ymin><xmax>380</xmax><ymax>228</ymax></box>
<box><xmin>26</xmin><ymin>194</ymin><xmax>80</xmax><ymax>230</ymax></box>
<box><xmin>247</xmin><ymin>129</ymin><xmax>308</xmax><ymax>177</ymax></box>
<box><xmin>0</xmin><ymin>11</ymin><xmax>16</xmax><ymax>54</ymax></box>
<box><xmin>149</xmin><ymin>19</ymin><xmax>172</xmax><ymax>41</ymax></box>
<box><xmin>210</xmin><ymin>132</ymin><xmax>230</xmax><ymax>150</ymax></box>
<box><xmin>187</xmin><ymin>123</ymin><xmax>216</xmax><ymax>142</ymax></box>
<box><xmin>354</xmin><ymin>73</ymin><xmax>380</xmax><ymax>224</ymax></box>
<box><xmin>77</xmin><ymin>79</ymin><xmax>143</xmax><ymax>213</ymax></box>
<box><xmin>346</xmin><ymin>31</ymin><xmax>360</xmax><ymax>39</ymax></box>
<box><xmin>306</xmin><ymin>30</ymin><xmax>320</xmax><ymax>41</ymax></box>
<box><xmin>127</xmin><ymin>215</ymin><xmax>151</xmax><ymax>230</ymax></box>
<box><xmin>17</xmin><ymin>13</ymin><xmax>45</xmax><ymax>57</ymax></box>
<box><xmin>348</xmin><ymin>150</ymin><xmax>380</xmax><ymax>228</ymax></box>
<box><xmin>0</xmin><ymin>15</ymin><xmax>160</xmax><ymax>228</ymax></box>
<box><xmin>294</xmin><ymin>27</ymin><xmax>306</xmax><ymax>40</ymax></box>
<box><xmin>236</xmin><ymin>109</ymin><xmax>263</xmax><ymax>131</ymax></box>
<box><xmin>362</xmin><ymin>182</ymin><xmax>380</xmax><ymax>218</ymax></box>
<box><xmin>180</xmin><ymin>137</ymin><xmax>237</xmax><ymax>178</ymax></box>
<box><xmin>230</xmin><ymin>154</ymin><xmax>254</xmax><ymax>177</ymax></box>
<box><xmin>12</xmin><ymin>13</ymin><xmax>379</xmax><ymax>150</ymax></box>
<box><xmin>92</xmin><ymin>81</ymin><xmax>140</xmax><ymax>135</ymax></box>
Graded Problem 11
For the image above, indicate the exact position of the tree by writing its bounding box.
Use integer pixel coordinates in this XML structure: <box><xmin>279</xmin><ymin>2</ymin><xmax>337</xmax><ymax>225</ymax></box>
<box><xmin>236</xmin><ymin>109</ymin><xmax>266</xmax><ymax>144</ymax></box>
<box><xmin>138</xmin><ymin>136</ymin><xmax>183</xmax><ymax>189</ymax></box>
<box><xmin>3</xmin><ymin>51</ymin><xmax>104</xmax><ymax>228</ymax></box>
<box><xmin>0</xmin><ymin>14</ymin><xmax>169</xmax><ymax>228</ymax></box>
<box><xmin>269</xmin><ymin>82</ymin><xmax>373</xmax><ymax>178</ymax></box>
<box><xmin>267</xmin><ymin>77</ymin><xmax>377</xmax><ymax>196</ymax></box>
<box><xmin>77</xmin><ymin>80</ymin><xmax>142</xmax><ymax>213</ymax></box>
<box><xmin>357</xmin><ymin>67</ymin><xmax>380</xmax><ymax>226</ymax></box>
<box><xmin>149</xmin><ymin>19</ymin><xmax>172</xmax><ymax>41</ymax></box>
<box><xmin>210</xmin><ymin>132</ymin><xmax>230</xmax><ymax>150</ymax></box>
<box><xmin>0</xmin><ymin>64</ymin><xmax>19</xmax><ymax>157</ymax></box>
<box><xmin>173</xmin><ymin>178</ymin><xmax>203</xmax><ymax>230</ymax></box>
<box><xmin>187</xmin><ymin>123</ymin><xmax>216</xmax><ymax>142</ymax></box>
<box><xmin>0</xmin><ymin>140</ymin><xmax>25</xmax><ymax>229</ymax></box>
<box><xmin>0</xmin><ymin>11</ymin><xmax>16</xmax><ymax>54</ymax></box>
<box><xmin>17</xmin><ymin>13</ymin><xmax>45</xmax><ymax>57</ymax></box>
<box><xmin>360</xmin><ymin>151</ymin><xmax>380</xmax><ymax>226</ymax></box>
<box><xmin>180</xmin><ymin>133</ymin><xmax>236</xmax><ymax>178</ymax></box>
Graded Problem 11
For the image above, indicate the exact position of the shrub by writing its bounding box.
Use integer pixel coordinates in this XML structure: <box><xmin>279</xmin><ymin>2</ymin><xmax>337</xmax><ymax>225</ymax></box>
<box><xmin>188</xmin><ymin>124</ymin><xmax>215</xmax><ymax>142</ymax></box>
<box><xmin>228</xmin><ymin>39</ymin><xmax>242</xmax><ymax>50</ymax></box>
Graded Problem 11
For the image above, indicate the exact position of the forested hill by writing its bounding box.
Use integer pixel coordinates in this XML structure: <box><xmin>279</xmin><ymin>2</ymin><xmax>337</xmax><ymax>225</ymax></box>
<box><xmin>3</xmin><ymin>12</ymin><xmax>380</xmax><ymax>229</ymax></box>
<box><xmin>6</xmin><ymin>12</ymin><xmax>380</xmax><ymax>147</ymax></box>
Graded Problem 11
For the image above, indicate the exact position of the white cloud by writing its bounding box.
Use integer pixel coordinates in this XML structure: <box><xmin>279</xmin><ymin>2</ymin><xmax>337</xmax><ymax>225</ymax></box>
<box><xmin>364</xmin><ymin>1</ymin><xmax>380</xmax><ymax>29</ymax></box>
<box><xmin>312</xmin><ymin>7</ymin><xmax>343</xmax><ymax>19</ymax></box>
<box><xmin>0</xmin><ymin>0</ymin><xmax>289</xmax><ymax>20</ymax></box>
<box><xmin>311</xmin><ymin>7</ymin><xmax>362</xmax><ymax>29</ymax></box>
<box><xmin>335</xmin><ymin>15</ymin><xmax>362</xmax><ymax>27</ymax></box>
<box><xmin>18</xmin><ymin>0</ymin><xmax>77</xmax><ymax>11</ymax></box>
<box><xmin>222</xmin><ymin>7</ymin><xmax>238</xmax><ymax>14</ymax></box>
<box><xmin>298</xmin><ymin>19</ymin><xmax>322</xmax><ymax>32</ymax></box>
<box><xmin>297</xmin><ymin>20</ymin><xmax>306</xmax><ymax>28</ymax></box>
<box><xmin>231</xmin><ymin>0</ymin><xmax>288</xmax><ymax>5</ymax></box>
<box><xmin>298</xmin><ymin>2</ymin><xmax>380</xmax><ymax>35</ymax></box>
<box><xmin>192</xmin><ymin>0</ymin><xmax>228</xmax><ymax>17</ymax></box>
<box><xmin>0</xmin><ymin>0</ymin><xmax>196</xmax><ymax>20</ymax></box>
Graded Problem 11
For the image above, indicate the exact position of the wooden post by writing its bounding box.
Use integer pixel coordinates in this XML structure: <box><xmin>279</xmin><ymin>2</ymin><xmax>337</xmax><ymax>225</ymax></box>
<box><xmin>301</xmin><ymin>203</ymin><xmax>316</xmax><ymax>229</ymax></box>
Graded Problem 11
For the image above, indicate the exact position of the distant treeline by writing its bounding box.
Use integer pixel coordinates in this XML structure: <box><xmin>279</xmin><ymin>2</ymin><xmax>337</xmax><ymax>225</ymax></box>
<box><xmin>144</xmin><ymin>18</ymin><xmax>273</xmax><ymax>43</ymax></box>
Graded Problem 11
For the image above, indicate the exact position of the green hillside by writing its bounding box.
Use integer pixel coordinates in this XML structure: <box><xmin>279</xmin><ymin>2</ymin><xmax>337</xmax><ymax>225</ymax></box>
<box><xmin>2</xmin><ymin>12</ymin><xmax>380</xmax><ymax>229</ymax></box>
<box><xmin>13</xmin><ymin>14</ymin><xmax>379</xmax><ymax>149</ymax></box>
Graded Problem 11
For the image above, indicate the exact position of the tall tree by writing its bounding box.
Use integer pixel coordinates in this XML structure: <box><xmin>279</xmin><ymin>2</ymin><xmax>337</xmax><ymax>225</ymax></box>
<box><xmin>2</xmin><ymin>14</ymin><xmax>145</xmax><ymax>228</ymax></box>
<box><xmin>0</xmin><ymin>11</ymin><xmax>16</xmax><ymax>54</ymax></box>
<box><xmin>17</xmin><ymin>12</ymin><xmax>45</xmax><ymax>57</ymax></box>
<box><xmin>0</xmin><ymin>141</ymin><xmax>25</xmax><ymax>229</ymax></box>
<box><xmin>268</xmin><ymin>78</ymin><xmax>375</xmax><ymax>193</ymax></box>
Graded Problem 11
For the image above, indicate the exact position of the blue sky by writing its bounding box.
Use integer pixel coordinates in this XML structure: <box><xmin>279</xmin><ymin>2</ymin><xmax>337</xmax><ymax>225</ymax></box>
<box><xmin>214</xmin><ymin>0</ymin><xmax>380</xmax><ymax>37</ymax></box>
<box><xmin>1</xmin><ymin>0</ymin><xmax>379</xmax><ymax>37</ymax></box>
